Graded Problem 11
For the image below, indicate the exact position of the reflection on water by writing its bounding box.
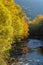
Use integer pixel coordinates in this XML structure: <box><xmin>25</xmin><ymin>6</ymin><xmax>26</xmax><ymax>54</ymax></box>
<box><xmin>28</xmin><ymin>39</ymin><xmax>43</xmax><ymax>48</ymax></box>
<box><xmin>9</xmin><ymin>39</ymin><xmax>43</xmax><ymax>65</ymax></box>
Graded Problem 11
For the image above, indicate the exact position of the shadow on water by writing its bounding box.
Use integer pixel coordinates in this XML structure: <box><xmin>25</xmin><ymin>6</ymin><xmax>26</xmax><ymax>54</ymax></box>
<box><xmin>8</xmin><ymin>39</ymin><xmax>43</xmax><ymax>65</ymax></box>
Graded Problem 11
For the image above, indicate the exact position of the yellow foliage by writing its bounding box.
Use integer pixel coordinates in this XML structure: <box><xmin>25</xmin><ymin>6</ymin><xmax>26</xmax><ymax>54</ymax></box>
<box><xmin>2</xmin><ymin>0</ymin><xmax>22</xmax><ymax>15</ymax></box>
<box><xmin>0</xmin><ymin>1</ymin><xmax>29</xmax><ymax>65</ymax></box>
<box><xmin>31</xmin><ymin>15</ymin><xmax>43</xmax><ymax>25</ymax></box>
<box><xmin>2</xmin><ymin>0</ymin><xmax>29</xmax><ymax>41</ymax></box>
<box><xmin>2</xmin><ymin>0</ymin><xmax>14</xmax><ymax>5</ymax></box>
<box><xmin>21</xmin><ymin>16</ymin><xmax>29</xmax><ymax>39</ymax></box>
<box><xmin>33</xmin><ymin>15</ymin><xmax>43</xmax><ymax>21</ymax></box>
<box><xmin>0</xmin><ymin>57</ymin><xmax>7</xmax><ymax>65</ymax></box>
<box><xmin>0</xmin><ymin>3</ymin><xmax>13</xmax><ymax>52</ymax></box>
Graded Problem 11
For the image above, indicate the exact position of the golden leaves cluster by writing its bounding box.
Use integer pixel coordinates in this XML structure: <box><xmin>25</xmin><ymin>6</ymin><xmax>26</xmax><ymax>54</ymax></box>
<box><xmin>0</xmin><ymin>1</ymin><xmax>29</xmax><ymax>65</ymax></box>
<box><xmin>0</xmin><ymin>3</ymin><xmax>13</xmax><ymax>52</ymax></box>
<box><xmin>2</xmin><ymin>0</ymin><xmax>29</xmax><ymax>41</ymax></box>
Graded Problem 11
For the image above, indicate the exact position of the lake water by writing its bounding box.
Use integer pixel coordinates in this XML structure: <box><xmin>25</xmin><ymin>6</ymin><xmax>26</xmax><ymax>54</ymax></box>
<box><xmin>13</xmin><ymin>0</ymin><xmax>43</xmax><ymax>65</ymax></box>
<box><xmin>11</xmin><ymin>39</ymin><xmax>43</xmax><ymax>65</ymax></box>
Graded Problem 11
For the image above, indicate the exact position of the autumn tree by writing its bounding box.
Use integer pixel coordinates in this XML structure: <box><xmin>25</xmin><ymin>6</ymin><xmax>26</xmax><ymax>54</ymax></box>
<box><xmin>0</xmin><ymin>2</ymin><xmax>14</xmax><ymax>65</ymax></box>
<box><xmin>0</xmin><ymin>3</ymin><xmax>14</xmax><ymax>52</ymax></box>
<box><xmin>29</xmin><ymin>15</ymin><xmax>43</xmax><ymax>39</ymax></box>
<box><xmin>0</xmin><ymin>0</ymin><xmax>29</xmax><ymax>65</ymax></box>
<box><xmin>2</xmin><ymin>0</ymin><xmax>29</xmax><ymax>41</ymax></box>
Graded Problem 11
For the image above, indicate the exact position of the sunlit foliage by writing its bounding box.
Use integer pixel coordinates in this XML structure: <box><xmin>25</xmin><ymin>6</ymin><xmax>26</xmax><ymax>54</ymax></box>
<box><xmin>0</xmin><ymin>0</ymin><xmax>29</xmax><ymax>65</ymax></box>
<box><xmin>2</xmin><ymin>0</ymin><xmax>29</xmax><ymax>41</ymax></box>
<box><xmin>21</xmin><ymin>16</ymin><xmax>29</xmax><ymax>39</ymax></box>
<box><xmin>0</xmin><ymin>3</ymin><xmax>13</xmax><ymax>52</ymax></box>
<box><xmin>29</xmin><ymin>15</ymin><xmax>43</xmax><ymax>37</ymax></box>
<box><xmin>0</xmin><ymin>56</ymin><xmax>7</xmax><ymax>65</ymax></box>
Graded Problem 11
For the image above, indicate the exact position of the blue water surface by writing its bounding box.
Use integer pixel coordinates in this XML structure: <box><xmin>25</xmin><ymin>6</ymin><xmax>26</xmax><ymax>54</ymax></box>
<box><xmin>28</xmin><ymin>39</ymin><xmax>43</xmax><ymax>48</ymax></box>
<box><xmin>14</xmin><ymin>0</ymin><xmax>43</xmax><ymax>65</ymax></box>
